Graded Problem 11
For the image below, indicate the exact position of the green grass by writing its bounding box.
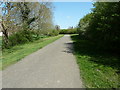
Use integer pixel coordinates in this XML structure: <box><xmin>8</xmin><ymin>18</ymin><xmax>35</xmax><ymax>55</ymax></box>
<box><xmin>1</xmin><ymin>35</ymin><xmax>63</xmax><ymax>70</ymax></box>
<box><xmin>71</xmin><ymin>34</ymin><xmax>120</xmax><ymax>88</ymax></box>
<box><xmin>0</xmin><ymin>37</ymin><xmax>2</xmax><ymax>70</ymax></box>
<box><xmin>0</xmin><ymin>36</ymin><xmax>2</xmax><ymax>47</ymax></box>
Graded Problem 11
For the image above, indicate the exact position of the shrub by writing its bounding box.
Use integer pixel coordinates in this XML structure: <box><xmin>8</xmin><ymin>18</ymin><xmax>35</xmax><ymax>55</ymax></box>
<box><xmin>2</xmin><ymin>29</ymin><xmax>59</xmax><ymax>49</ymax></box>
<box><xmin>59</xmin><ymin>29</ymin><xmax>78</xmax><ymax>34</ymax></box>
<box><xmin>49</xmin><ymin>30</ymin><xmax>59</xmax><ymax>36</ymax></box>
<box><xmin>2</xmin><ymin>30</ymin><xmax>40</xmax><ymax>49</ymax></box>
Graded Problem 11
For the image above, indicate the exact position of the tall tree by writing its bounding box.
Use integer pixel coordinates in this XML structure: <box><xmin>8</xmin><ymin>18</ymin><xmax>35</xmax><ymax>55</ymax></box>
<box><xmin>77</xmin><ymin>2</ymin><xmax>120</xmax><ymax>51</ymax></box>
<box><xmin>0</xmin><ymin>2</ymin><xmax>15</xmax><ymax>47</ymax></box>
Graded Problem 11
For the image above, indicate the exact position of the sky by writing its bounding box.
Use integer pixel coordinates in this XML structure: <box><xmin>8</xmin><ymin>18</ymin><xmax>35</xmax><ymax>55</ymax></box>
<box><xmin>53</xmin><ymin>2</ymin><xmax>94</xmax><ymax>29</ymax></box>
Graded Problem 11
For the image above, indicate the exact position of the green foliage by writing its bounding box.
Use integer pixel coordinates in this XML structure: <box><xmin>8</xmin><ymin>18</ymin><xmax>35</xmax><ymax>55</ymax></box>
<box><xmin>2</xmin><ymin>30</ymin><xmax>45</xmax><ymax>49</ymax></box>
<box><xmin>77</xmin><ymin>13</ymin><xmax>92</xmax><ymax>36</ymax></box>
<box><xmin>1</xmin><ymin>35</ymin><xmax>63</xmax><ymax>70</ymax></box>
<box><xmin>76</xmin><ymin>3</ymin><xmax>120</xmax><ymax>87</ymax></box>
<box><xmin>71</xmin><ymin>35</ymin><xmax>120</xmax><ymax>88</ymax></box>
<box><xmin>0</xmin><ymin>37</ymin><xmax>2</xmax><ymax>48</ymax></box>
<box><xmin>49</xmin><ymin>30</ymin><xmax>59</xmax><ymax>36</ymax></box>
<box><xmin>2</xmin><ymin>29</ymin><xmax>60</xmax><ymax>49</ymax></box>
<box><xmin>1</xmin><ymin>2</ymin><xmax>54</xmax><ymax>48</ymax></box>
<box><xmin>59</xmin><ymin>29</ymin><xmax>78</xmax><ymax>34</ymax></box>
<box><xmin>77</xmin><ymin>2</ymin><xmax>120</xmax><ymax>53</ymax></box>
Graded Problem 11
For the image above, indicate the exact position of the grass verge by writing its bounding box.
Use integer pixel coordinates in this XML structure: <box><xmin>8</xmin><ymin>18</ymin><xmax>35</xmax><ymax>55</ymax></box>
<box><xmin>71</xmin><ymin>34</ymin><xmax>120</xmax><ymax>88</ymax></box>
<box><xmin>0</xmin><ymin>36</ymin><xmax>2</xmax><ymax>48</ymax></box>
<box><xmin>0</xmin><ymin>37</ymin><xmax>2</xmax><ymax>70</ymax></box>
<box><xmin>1</xmin><ymin>35</ymin><xmax>63</xmax><ymax>70</ymax></box>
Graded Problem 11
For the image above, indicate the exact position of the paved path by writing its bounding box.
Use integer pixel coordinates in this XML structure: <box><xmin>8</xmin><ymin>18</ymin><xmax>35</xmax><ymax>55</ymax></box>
<box><xmin>2</xmin><ymin>35</ymin><xmax>83</xmax><ymax>88</ymax></box>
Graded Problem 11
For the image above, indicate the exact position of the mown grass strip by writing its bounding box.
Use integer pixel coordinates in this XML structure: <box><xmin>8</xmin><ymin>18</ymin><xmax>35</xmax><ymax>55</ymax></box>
<box><xmin>0</xmin><ymin>37</ymin><xmax>2</xmax><ymax>48</ymax></box>
<box><xmin>71</xmin><ymin>34</ymin><xmax>119</xmax><ymax>88</ymax></box>
<box><xmin>1</xmin><ymin>35</ymin><xmax>63</xmax><ymax>70</ymax></box>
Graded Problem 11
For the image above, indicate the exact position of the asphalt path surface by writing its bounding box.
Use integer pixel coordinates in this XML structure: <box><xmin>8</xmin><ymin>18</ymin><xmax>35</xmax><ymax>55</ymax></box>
<box><xmin>2</xmin><ymin>35</ymin><xmax>83</xmax><ymax>88</ymax></box>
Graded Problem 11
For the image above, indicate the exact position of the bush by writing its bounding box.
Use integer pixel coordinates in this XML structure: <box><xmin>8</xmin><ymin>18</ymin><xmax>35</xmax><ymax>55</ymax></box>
<box><xmin>9</xmin><ymin>33</ymin><xmax>28</xmax><ymax>46</ymax></box>
<box><xmin>49</xmin><ymin>30</ymin><xmax>59</xmax><ymax>36</ymax></box>
<box><xmin>59</xmin><ymin>29</ymin><xmax>78</xmax><ymax>34</ymax></box>
<box><xmin>2</xmin><ymin>30</ymin><xmax>40</xmax><ymax>49</ymax></box>
<box><xmin>2</xmin><ymin>29</ymin><xmax>59</xmax><ymax>49</ymax></box>
<box><xmin>8</xmin><ymin>30</ymin><xmax>33</xmax><ymax>46</ymax></box>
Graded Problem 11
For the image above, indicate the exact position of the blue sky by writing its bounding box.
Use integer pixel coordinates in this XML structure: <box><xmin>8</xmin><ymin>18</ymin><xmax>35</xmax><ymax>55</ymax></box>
<box><xmin>53</xmin><ymin>2</ymin><xmax>94</xmax><ymax>29</ymax></box>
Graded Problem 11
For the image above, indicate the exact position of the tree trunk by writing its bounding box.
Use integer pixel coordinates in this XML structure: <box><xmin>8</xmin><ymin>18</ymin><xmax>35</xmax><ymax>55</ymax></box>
<box><xmin>1</xmin><ymin>22</ymin><xmax>9</xmax><ymax>48</ymax></box>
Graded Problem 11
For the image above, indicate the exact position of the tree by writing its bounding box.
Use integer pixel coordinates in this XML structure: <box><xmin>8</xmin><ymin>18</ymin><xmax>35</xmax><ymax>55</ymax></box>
<box><xmin>0</xmin><ymin>2</ymin><xmax>15</xmax><ymax>47</ymax></box>
<box><xmin>77</xmin><ymin>13</ymin><xmax>92</xmax><ymax>36</ymax></box>
<box><xmin>0</xmin><ymin>2</ymin><xmax>54</xmax><ymax>48</ymax></box>
<box><xmin>37</xmin><ymin>2</ymin><xmax>54</xmax><ymax>34</ymax></box>
<box><xmin>55</xmin><ymin>25</ymin><xmax>60</xmax><ymax>30</ymax></box>
<box><xmin>68</xmin><ymin>26</ymin><xmax>73</xmax><ymax>29</ymax></box>
<box><xmin>77</xmin><ymin>2</ymin><xmax>120</xmax><ymax>51</ymax></box>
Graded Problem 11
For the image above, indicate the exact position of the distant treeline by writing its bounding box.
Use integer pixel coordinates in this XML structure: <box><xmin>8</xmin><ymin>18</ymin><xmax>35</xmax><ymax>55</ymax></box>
<box><xmin>77</xmin><ymin>2</ymin><xmax>120</xmax><ymax>53</ymax></box>
<box><xmin>59</xmin><ymin>29</ymin><xmax>78</xmax><ymax>34</ymax></box>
